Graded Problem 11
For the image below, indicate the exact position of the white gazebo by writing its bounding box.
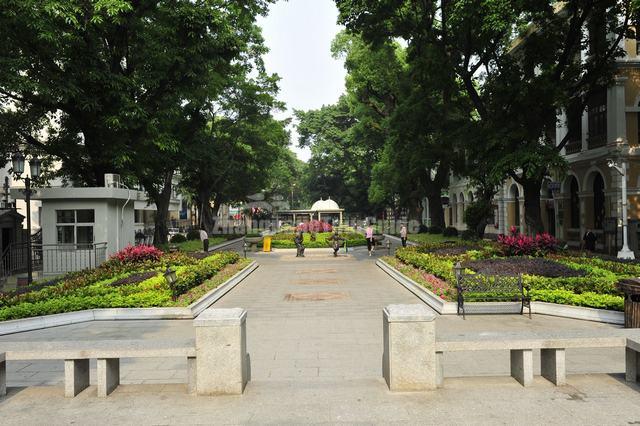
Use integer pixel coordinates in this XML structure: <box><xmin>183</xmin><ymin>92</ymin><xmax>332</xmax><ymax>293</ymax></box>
<box><xmin>280</xmin><ymin>197</ymin><xmax>344</xmax><ymax>225</ymax></box>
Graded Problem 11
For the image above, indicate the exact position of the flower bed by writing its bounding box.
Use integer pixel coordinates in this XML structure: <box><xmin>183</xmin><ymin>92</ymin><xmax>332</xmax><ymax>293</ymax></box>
<box><xmin>265</xmin><ymin>232</ymin><xmax>367</xmax><ymax>248</ymax></box>
<box><xmin>387</xmin><ymin>242</ymin><xmax>626</xmax><ymax>311</ymax></box>
<box><xmin>0</xmin><ymin>246</ymin><xmax>247</xmax><ymax>321</ymax></box>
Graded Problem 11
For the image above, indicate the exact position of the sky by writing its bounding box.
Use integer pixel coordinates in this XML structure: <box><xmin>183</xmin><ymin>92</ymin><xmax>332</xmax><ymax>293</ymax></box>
<box><xmin>257</xmin><ymin>0</ymin><xmax>347</xmax><ymax>162</ymax></box>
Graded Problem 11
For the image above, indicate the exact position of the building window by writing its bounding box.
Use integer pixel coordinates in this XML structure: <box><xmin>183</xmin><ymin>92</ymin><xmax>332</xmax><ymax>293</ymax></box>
<box><xmin>134</xmin><ymin>209</ymin><xmax>144</xmax><ymax>224</ymax></box>
<box><xmin>570</xmin><ymin>178</ymin><xmax>580</xmax><ymax>229</ymax></box>
<box><xmin>56</xmin><ymin>209</ymin><xmax>95</xmax><ymax>248</ymax></box>
<box><xmin>593</xmin><ymin>174</ymin><xmax>605</xmax><ymax>230</ymax></box>
<box><xmin>588</xmin><ymin>88</ymin><xmax>607</xmax><ymax>148</ymax></box>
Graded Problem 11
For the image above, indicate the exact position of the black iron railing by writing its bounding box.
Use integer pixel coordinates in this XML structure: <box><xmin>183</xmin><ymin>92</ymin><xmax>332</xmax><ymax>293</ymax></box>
<box><xmin>0</xmin><ymin>242</ymin><xmax>108</xmax><ymax>283</ymax></box>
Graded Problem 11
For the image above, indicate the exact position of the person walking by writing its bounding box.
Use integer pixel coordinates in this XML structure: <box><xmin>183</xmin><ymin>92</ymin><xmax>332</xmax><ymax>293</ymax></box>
<box><xmin>366</xmin><ymin>224</ymin><xmax>374</xmax><ymax>256</ymax></box>
<box><xmin>400</xmin><ymin>224</ymin><xmax>408</xmax><ymax>248</ymax></box>
<box><xmin>200</xmin><ymin>227</ymin><xmax>209</xmax><ymax>252</ymax></box>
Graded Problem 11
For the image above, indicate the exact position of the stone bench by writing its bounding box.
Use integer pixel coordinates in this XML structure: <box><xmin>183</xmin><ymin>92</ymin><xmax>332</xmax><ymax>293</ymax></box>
<box><xmin>435</xmin><ymin>336</ymin><xmax>626</xmax><ymax>387</ymax></box>
<box><xmin>382</xmin><ymin>304</ymin><xmax>640</xmax><ymax>392</ymax></box>
<box><xmin>628</xmin><ymin>337</ymin><xmax>640</xmax><ymax>383</ymax></box>
<box><xmin>0</xmin><ymin>339</ymin><xmax>196</xmax><ymax>398</ymax></box>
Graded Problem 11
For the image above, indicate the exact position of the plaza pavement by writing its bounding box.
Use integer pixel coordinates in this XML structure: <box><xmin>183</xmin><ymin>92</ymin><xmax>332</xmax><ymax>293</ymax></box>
<box><xmin>0</xmin><ymin>243</ymin><xmax>639</xmax><ymax>424</ymax></box>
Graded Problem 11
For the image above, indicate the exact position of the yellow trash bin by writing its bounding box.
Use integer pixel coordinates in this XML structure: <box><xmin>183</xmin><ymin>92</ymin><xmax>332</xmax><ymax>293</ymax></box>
<box><xmin>263</xmin><ymin>236</ymin><xmax>272</xmax><ymax>252</ymax></box>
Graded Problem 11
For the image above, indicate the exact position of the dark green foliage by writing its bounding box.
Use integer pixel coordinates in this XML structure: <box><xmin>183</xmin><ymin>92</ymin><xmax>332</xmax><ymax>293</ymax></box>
<box><xmin>427</xmin><ymin>226</ymin><xmax>443</xmax><ymax>234</ymax></box>
<box><xmin>443</xmin><ymin>227</ymin><xmax>459</xmax><ymax>237</ymax></box>
<box><xmin>170</xmin><ymin>234</ymin><xmax>188</xmax><ymax>244</ymax></box>
<box><xmin>186</xmin><ymin>230</ymin><xmax>201</xmax><ymax>241</ymax></box>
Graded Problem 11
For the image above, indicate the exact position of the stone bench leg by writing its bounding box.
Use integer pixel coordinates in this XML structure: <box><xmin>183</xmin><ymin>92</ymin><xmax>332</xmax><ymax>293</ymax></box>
<box><xmin>626</xmin><ymin>347</ymin><xmax>639</xmax><ymax>382</ymax></box>
<box><xmin>382</xmin><ymin>304</ymin><xmax>437</xmax><ymax>391</ymax></box>
<box><xmin>97</xmin><ymin>358</ymin><xmax>120</xmax><ymax>397</ymax></box>
<box><xmin>194</xmin><ymin>308</ymin><xmax>248</xmax><ymax>395</ymax></box>
<box><xmin>436</xmin><ymin>352</ymin><xmax>444</xmax><ymax>388</ymax></box>
<box><xmin>0</xmin><ymin>354</ymin><xmax>5</xmax><ymax>397</ymax></box>
<box><xmin>187</xmin><ymin>356</ymin><xmax>197</xmax><ymax>394</ymax></box>
<box><xmin>541</xmin><ymin>348</ymin><xmax>566</xmax><ymax>386</ymax></box>
<box><xmin>64</xmin><ymin>359</ymin><xmax>90</xmax><ymax>397</ymax></box>
<box><xmin>510</xmin><ymin>349</ymin><xmax>533</xmax><ymax>387</ymax></box>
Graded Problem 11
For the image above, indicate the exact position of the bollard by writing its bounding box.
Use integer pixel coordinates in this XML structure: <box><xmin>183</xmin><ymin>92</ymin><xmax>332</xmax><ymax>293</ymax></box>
<box><xmin>383</xmin><ymin>304</ymin><xmax>437</xmax><ymax>391</ymax></box>
<box><xmin>194</xmin><ymin>307</ymin><xmax>249</xmax><ymax>395</ymax></box>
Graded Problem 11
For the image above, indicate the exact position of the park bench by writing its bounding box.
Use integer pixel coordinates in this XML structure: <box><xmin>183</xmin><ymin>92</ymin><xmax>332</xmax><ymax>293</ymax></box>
<box><xmin>435</xmin><ymin>335</ymin><xmax>629</xmax><ymax>387</ymax></box>
<box><xmin>0</xmin><ymin>339</ymin><xmax>195</xmax><ymax>398</ymax></box>
<box><xmin>454</xmin><ymin>262</ymin><xmax>531</xmax><ymax>319</ymax></box>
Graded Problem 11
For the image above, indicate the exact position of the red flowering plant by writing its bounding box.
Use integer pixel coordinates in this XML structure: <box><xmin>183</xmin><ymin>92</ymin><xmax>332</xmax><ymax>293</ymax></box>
<box><xmin>497</xmin><ymin>230</ymin><xmax>558</xmax><ymax>257</ymax></box>
<box><xmin>297</xmin><ymin>220</ymin><xmax>332</xmax><ymax>233</ymax></box>
<box><xmin>109</xmin><ymin>245</ymin><xmax>163</xmax><ymax>264</ymax></box>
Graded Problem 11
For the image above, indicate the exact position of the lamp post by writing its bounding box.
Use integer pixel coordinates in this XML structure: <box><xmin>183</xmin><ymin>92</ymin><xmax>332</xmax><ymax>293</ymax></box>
<box><xmin>608</xmin><ymin>157</ymin><xmax>635</xmax><ymax>259</ymax></box>
<box><xmin>11</xmin><ymin>152</ymin><xmax>41</xmax><ymax>285</ymax></box>
<box><xmin>163</xmin><ymin>267</ymin><xmax>178</xmax><ymax>300</ymax></box>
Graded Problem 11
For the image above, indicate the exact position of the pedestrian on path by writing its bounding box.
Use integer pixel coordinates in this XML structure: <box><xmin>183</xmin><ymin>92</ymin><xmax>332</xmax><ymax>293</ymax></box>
<box><xmin>200</xmin><ymin>227</ymin><xmax>209</xmax><ymax>252</ymax></box>
<box><xmin>366</xmin><ymin>224</ymin><xmax>374</xmax><ymax>256</ymax></box>
<box><xmin>400</xmin><ymin>224</ymin><xmax>408</xmax><ymax>248</ymax></box>
<box><xmin>582</xmin><ymin>228</ymin><xmax>597</xmax><ymax>252</ymax></box>
<box><xmin>294</xmin><ymin>230</ymin><xmax>305</xmax><ymax>257</ymax></box>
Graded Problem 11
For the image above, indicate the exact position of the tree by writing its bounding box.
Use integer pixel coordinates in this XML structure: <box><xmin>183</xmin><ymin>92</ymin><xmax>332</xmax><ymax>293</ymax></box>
<box><xmin>0</xmin><ymin>0</ymin><xmax>273</xmax><ymax>243</ymax></box>
<box><xmin>336</xmin><ymin>0</ymin><xmax>635</xmax><ymax>233</ymax></box>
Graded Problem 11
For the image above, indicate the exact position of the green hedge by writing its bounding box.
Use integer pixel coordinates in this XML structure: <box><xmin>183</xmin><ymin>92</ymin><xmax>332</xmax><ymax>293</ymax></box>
<box><xmin>266</xmin><ymin>232</ymin><xmax>366</xmax><ymax>248</ymax></box>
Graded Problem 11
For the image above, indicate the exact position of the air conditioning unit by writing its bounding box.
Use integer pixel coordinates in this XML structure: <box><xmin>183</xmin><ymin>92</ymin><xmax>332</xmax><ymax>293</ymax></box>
<box><xmin>105</xmin><ymin>174</ymin><xmax>121</xmax><ymax>188</ymax></box>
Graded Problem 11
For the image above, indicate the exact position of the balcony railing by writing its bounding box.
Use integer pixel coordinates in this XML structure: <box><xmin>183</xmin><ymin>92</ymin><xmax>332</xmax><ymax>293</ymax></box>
<box><xmin>588</xmin><ymin>135</ymin><xmax>606</xmax><ymax>150</ymax></box>
<box><xmin>564</xmin><ymin>141</ymin><xmax>582</xmax><ymax>154</ymax></box>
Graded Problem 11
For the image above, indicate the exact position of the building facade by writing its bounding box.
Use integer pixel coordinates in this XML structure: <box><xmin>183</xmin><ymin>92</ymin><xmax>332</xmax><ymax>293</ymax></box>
<box><xmin>441</xmin><ymin>26</ymin><xmax>640</xmax><ymax>254</ymax></box>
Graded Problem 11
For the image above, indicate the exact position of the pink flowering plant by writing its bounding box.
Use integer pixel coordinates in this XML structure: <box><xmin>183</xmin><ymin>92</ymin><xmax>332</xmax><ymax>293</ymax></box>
<box><xmin>497</xmin><ymin>231</ymin><xmax>559</xmax><ymax>257</ymax></box>
<box><xmin>109</xmin><ymin>245</ymin><xmax>163</xmax><ymax>264</ymax></box>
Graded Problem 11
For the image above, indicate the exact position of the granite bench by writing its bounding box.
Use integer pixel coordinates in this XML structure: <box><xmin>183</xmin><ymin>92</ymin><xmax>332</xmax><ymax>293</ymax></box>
<box><xmin>627</xmin><ymin>337</ymin><xmax>640</xmax><ymax>383</ymax></box>
<box><xmin>0</xmin><ymin>339</ymin><xmax>196</xmax><ymax>397</ymax></box>
<box><xmin>435</xmin><ymin>336</ymin><xmax>628</xmax><ymax>387</ymax></box>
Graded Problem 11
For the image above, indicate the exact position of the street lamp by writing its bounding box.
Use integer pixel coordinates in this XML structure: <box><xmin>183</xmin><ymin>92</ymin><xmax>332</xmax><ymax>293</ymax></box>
<box><xmin>608</xmin><ymin>157</ymin><xmax>635</xmax><ymax>259</ymax></box>
<box><xmin>163</xmin><ymin>267</ymin><xmax>178</xmax><ymax>300</ymax></box>
<box><xmin>11</xmin><ymin>152</ymin><xmax>41</xmax><ymax>285</ymax></box>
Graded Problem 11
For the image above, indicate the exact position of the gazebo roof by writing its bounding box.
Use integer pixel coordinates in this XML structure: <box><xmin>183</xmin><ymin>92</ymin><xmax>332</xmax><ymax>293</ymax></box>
<box><xmin>310</xmin><ymin>197</ymin><xmax>340</xmax><ymax>211</ymax></box>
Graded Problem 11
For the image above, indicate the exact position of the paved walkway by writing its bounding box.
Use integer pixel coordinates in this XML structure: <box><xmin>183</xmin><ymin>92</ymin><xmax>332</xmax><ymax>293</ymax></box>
<box><xmin>1</xmin><ymin>245</ymin><xmax>640</xmax><ymax>423</ymax></box>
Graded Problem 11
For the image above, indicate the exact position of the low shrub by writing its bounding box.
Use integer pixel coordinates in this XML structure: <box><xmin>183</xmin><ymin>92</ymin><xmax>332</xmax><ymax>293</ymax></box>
<box><xmin>443</xmin><ymin>227</ymin><xmax>459</xmax><ymax>237</ymax></box>
<box><xmin>529</xmin><ymin>289</ymin><xmax>623</xmax><ymax>311</ymax></box>
<box><xmin>186</xmin><ymin>229</ymin><xmax>201</xmax><ymax>240</ymax></box>
<box><xmin>428</xmin><ymin>225</ymin><xmax>443</xmax><ymax>234</ymax></box>
<box><xmin>460</xmin><ymin>230</ymin><xmax>477</xmax><ymax>241</ymax></box>
<box><xmin>170</xmin><ymin>234</ymin><xmax>187</xmax><ymax>244</ymax></box>
<box><xmin>395</xmin><ymin>248</ymin><xmax>456</xmax><ymax>283</ymax></box>
<box><xmin>171</xmin><ymin>252</ymin><xmax>240</xmax><ymax>298</ymax></box>
<box><xmin>109</xmin><ymin>245</ymin><xmax>163</xmax><ymax>264</ymax></box>
<box><xmin>497</xmin><ymin>232</ymin><xmax>558</xmax><ymax>257</ymax></box>
<box><xmin>417</xmin><ymin>224</ymin><xmax>429</xmax><ymax>234</ymax></box>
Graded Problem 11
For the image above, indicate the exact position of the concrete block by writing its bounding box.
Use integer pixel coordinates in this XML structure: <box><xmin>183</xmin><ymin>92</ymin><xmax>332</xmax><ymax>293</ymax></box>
<box><xmin>194</xmin><ymin>308</ymin><xmax>248</xmax><ymax>395</ymax></box>
<box><xmin>626</xmin><ymin>347</ymin><xmax>638</xmax><ymax>382</ymax></box>
<box><xmin>64</xmin><ymin>359</ymin><xmax>90</xmax><ymax>397</ymax></box>
<box><xmin>187</xmin><ymin>357</ymin><xmax>197</xmax><ymax>394</ymax></box>
<box><xmin>510</xmin><ymin>349</ymin><xmax>533</xmax><ymax>387</ymax></box>
<box><xmin>0</xmin><ymin>353</ymin><xmax>5</xmax><ymax>397</ymax></box>
<box><xmin>541</xmin><ymin>348</ymin><xmax>566</xmax><ymax>386</ymax></box>
<box><xmin>382</xmin><ymin>304</ymin><xmax>437</xmax><ymax>392</ymax></box>
<box><xmin>97</xmin><ymin>358</ymin><xmax>120</xmax><ymax>397</ymax></box>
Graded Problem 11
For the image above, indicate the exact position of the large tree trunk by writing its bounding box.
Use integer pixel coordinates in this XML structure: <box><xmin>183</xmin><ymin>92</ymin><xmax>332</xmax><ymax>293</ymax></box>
<box><xmin>521</xmin><ymin>176</ymin><xmax>544</xmax><ymax>235</ymax></box>
<box><xmin>196</xmin><ymin>188</ymin><xmax>216</xmax><ymax>233</ymax></box>
<box><xmin>427</xmin><ymin>192</ymin><xmax>445</xmax><ymax>229</ymax></box>
<box><xmin>149</xmin><ymin>172</ymin><xmax>174</xmax><ymax>245</ymax></box>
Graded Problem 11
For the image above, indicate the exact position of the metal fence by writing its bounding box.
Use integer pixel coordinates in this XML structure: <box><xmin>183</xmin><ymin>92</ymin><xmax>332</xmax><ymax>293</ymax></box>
<box><xmin>1</xmin><ymin>242</ymin><xmax>108</xmax><ymax>281</ymax></box>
